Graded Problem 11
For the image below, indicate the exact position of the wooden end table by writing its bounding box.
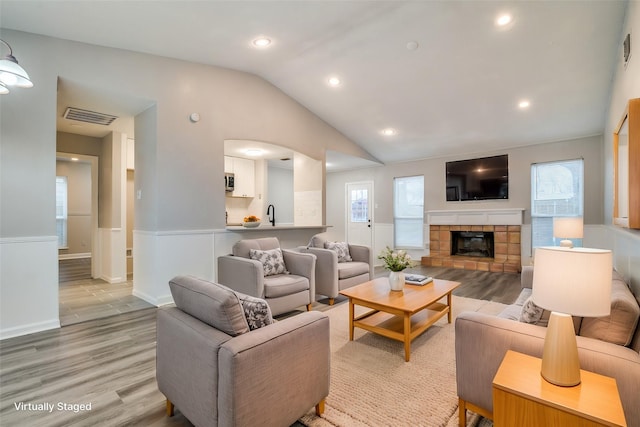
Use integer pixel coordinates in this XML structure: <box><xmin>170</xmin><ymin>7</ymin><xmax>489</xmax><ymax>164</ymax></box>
<box><xmin>339</xmin><ymin>277</ymin><xmax>460</xmax><ymax>362</ymax></box>
<box><xmin>493</xmin><ymin>350</ymin><xmax>627</xmax><ymax>427</ymax></box>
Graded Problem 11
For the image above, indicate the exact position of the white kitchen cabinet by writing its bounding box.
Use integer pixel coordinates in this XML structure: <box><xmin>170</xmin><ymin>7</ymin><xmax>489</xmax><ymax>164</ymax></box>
<box><xmin>224</xmin><ymin>156</ymin><xmax>255</xmax><ymax>198</ymax></box>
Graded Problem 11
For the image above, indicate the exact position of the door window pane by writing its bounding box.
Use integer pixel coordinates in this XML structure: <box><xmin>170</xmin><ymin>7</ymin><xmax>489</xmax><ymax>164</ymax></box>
<box><xmin>350</xmin><ymin>189</ymin><xmax>368</xmax><ymax>222</ymax></box>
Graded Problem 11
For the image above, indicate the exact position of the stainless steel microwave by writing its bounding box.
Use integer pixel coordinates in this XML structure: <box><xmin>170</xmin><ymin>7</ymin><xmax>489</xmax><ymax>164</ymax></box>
<box><xmin>225</xmin><ymin>173</ymin><xmax>235</xmax><ymax>192</ymax></box>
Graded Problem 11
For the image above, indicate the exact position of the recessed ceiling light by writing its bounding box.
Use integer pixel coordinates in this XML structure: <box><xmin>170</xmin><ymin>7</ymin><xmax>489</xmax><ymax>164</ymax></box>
<box><xmin>327</xmin><ymin>76</ymin><xmax>341</xmax><ymax>87</ymax></box>
<box><xmin>518</xmin><ymin>100</ymin><xmax>531</xmax><ymax>109</ymax></box>
<box><xmin>245</xmin><ymin>149</ymin><xmax>264</xmax><ymax>156</ymax></box>
<box><xmin>381</xmin><ymin>128</ymin><xmax>397</xmax><ymax>136</ymax></box>
<box><xmin>496</xmin><ymin>14</ymin><xmax>512</xmax><ymax>26</ymax></box>
<box><xmin>71</xmin><ymin>157</ymin><xmax>79</xmax><ymax>161</ymax></box>
<box><xmin>252</xmin><ymin>37</ymin><xmax>272</xmax><ymax>48</ymax></box>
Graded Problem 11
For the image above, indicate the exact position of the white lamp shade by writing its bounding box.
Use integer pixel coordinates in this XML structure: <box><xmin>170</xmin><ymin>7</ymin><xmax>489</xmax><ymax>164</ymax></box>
<box><xmin>532</xmin><ymin>246</ymin><xmax>612</xmax><ymax>317</ymax></box>
<box><xmin>553</xmin><ymin>217</ymin><xmax>584</xmax><ymax>239</ymax></box>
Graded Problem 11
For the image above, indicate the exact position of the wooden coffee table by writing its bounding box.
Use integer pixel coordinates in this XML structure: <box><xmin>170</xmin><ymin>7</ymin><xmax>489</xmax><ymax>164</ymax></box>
<box><xmin>339</xmin><ymin>277</ymin><xmax>460</xmax><ymax>362</ymax></box>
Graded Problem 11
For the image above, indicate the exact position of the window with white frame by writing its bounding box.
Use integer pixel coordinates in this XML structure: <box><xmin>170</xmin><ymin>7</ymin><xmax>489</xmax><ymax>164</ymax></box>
<box><xmin>394</xmin><ymin>175</ymin><xmax>424</xmax><ymax>248</ymax></box>
<box><xmin>531</xmin><ymin>159</ymin><xmax>584</xmax><ymax>248</ymax></box>
<box><xmin>56</xmin><ymin>176</ymin><xmax>68</xmax><ymax>249</ymax></box>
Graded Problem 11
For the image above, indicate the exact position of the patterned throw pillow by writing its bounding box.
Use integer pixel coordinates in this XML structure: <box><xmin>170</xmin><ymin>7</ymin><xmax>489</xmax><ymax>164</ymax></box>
<box><xmin>250</xmin><ymin>248</ymin><xmax>289</xmax><ymax>276</ymax></box>
<box><xmin>235</xmin><ymin>292</ymin><xmax>274</xmax><ymax>331</ymax></box>
<box><xmin>519</xmin><ymin>296</ymin><xmax>544</xmax><ymax>324</ymax></box>
<box><xmin>324</xmin><ymin>241</ymin><xmax>353</xmax><ymax>263</ymax></box>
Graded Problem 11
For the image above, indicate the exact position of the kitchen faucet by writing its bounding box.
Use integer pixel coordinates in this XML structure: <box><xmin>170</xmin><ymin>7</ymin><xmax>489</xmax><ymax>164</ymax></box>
<box><xmin>267</xmin><ymin>204</ymin><xmax>275</xmax><ymax>226</ymax></box>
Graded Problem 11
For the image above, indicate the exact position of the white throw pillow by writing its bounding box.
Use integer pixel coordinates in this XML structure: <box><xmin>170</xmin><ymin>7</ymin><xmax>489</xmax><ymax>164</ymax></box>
<box><xmin>519</xmin><ymin>296</ymin><xmax>544</xmax><ymax>324</ymax></box>
<box><xmin>250</xmin><ymin>248</ymin><xmax>289</xmax><ymax>276</ymax></box>
<box><xmin>324</xmin><ymin>241</ymin><xmax>353</xmax><ymax>263</ymax></box>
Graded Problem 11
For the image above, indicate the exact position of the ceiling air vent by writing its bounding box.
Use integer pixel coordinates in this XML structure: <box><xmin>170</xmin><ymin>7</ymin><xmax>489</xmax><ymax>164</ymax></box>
<box><xmin>63</xmin><ymin>107</ymin><xmax>118</xmax><ymax>126</ymax></box>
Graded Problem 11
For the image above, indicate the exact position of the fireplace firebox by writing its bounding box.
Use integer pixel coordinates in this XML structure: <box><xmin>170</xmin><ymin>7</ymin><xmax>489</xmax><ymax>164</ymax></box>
<box><xmin>451</xmin><ymin>231</ymin><xmax>494</xmax><ymax>258</ymax></box>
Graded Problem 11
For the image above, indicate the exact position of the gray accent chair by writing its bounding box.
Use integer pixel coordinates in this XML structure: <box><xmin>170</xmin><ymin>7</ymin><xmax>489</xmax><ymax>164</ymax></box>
<box><xmin>217</xmin><ymin>237</ymin><xmax>316</xmax><ymax>316</ymax></box>
<box><xmin>157</xmin><ymin>276</ymin><xmax>330</xmax><ymax>427</ymax></box>
<box><xmin>300</xmin><ymin>233</ymin><xmax>372</xmax><ymax>305</ymax></box>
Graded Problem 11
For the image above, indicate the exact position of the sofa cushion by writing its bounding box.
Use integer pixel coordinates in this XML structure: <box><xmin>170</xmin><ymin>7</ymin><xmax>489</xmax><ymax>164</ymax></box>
<box><xmin>337</xmin><ymin>261</ymin><xmax>369</xmax><ymax>280</ymax></box>
<box><xmin>579</xmin><ymin>278</ymin><xmax>640</xmax><ymax>346</ymax></box>
<box><xmin>169</xmin><ymin>276</ymin><xmax>249</xmax><ymax>336</ymax></box>
<box><xmin>233</xmin><ymin>237</ymin><xmax>280</xmax><ymax>258</ymax></box>
<box><xmin>324</xmin><ymin>241</ymin><xmax>352</xmax><ymax>262</ymax></box>
<box><xmin>250</xmin><ymin>248</ymin><xmax>289</xmax><ymax>276</ymax></box>
<box><xmin>234</xmin><ymin>292</ymin><xmax>274</xmax><ymax>331</ymax></box>
<box><xmin>263</xmin><ymin>274</ymin><xmax>309</xmax><ymax>298</ymax></box>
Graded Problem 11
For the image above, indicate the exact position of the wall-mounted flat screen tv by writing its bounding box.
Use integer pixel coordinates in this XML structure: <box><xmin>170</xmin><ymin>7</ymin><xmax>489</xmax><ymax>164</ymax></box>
<box><xmin>446</xmin><ymin>154</ymin><xmax>508</xmax><ymax>201</ymax></box>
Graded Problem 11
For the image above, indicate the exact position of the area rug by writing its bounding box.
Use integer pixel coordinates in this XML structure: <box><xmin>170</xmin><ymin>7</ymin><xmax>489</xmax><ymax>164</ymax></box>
<box><xmin>299</xmin><ymin>295</ymin><xmax>505</xmax><ymax>427</ymax></box>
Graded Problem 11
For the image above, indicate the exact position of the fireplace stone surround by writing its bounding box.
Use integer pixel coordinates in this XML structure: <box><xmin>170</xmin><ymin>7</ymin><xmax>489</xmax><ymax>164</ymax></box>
<box><xmin>422</xmin><ymin>209</ymin><xmax>524</xmax><ymax>273</ymax></box>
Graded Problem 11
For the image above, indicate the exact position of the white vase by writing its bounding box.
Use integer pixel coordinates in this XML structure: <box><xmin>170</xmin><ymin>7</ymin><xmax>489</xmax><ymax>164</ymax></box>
<box><xmin>388</xmin><ymin>271</ymin><xmax>405</xmax><ymax>291</ymax></box>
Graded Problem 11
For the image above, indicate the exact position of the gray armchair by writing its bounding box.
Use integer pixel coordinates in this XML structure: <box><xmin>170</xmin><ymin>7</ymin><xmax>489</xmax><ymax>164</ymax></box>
<box><xmin>217</xmin><ymin>237</ymin><xmax>316</xmax><ymax>316</ymax></box>
<box><xmin>157</xmin><ymin>276</ymin><xmax>330</xmax><ymax>427</ymax></box>
<box><xmin>301</xmin><ymin>234</ymin><xmax>372</xmax><ymax>305</ymax></box>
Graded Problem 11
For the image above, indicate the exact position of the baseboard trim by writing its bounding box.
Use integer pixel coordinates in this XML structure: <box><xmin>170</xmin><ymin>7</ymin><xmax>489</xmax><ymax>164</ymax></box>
<box><xmin>0</xmin><ymin>319</ymin><xmax>60</xmax><ymax>341</ymax></box>
<box><xmin>132</xmin><ymin>289</ymin><xmax>173</xmax><ymax>307</ymax></box>
<box><xmin>59</xmin><ymin>252</ymin><xmax>91</xmax><ymax>260</ymax></box>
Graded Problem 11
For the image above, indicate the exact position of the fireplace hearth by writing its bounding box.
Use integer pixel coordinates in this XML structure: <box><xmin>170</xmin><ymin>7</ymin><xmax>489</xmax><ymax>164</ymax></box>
<box><xmin>451</xmin><ymin>231</ymin><xmax>494</xmax><ymax>258</ymax></box>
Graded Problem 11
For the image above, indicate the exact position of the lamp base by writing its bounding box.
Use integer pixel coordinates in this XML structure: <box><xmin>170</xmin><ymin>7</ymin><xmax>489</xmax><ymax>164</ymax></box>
<box><xmin>541</xmin><ymin>312</ymin><xmax>581</xmax><ymax>386</ymax></box>
<box><xmin>559</xmin><ymin>239</ymin><xmax>574</xmax><ymax>248</ymax></box>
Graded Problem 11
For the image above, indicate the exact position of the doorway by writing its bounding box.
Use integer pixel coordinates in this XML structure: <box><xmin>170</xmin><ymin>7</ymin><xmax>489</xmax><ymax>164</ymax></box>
<box><xmin>346</xmin><ymin>181</ymin><xmax>374</xmax><ymax>247</ymax></box>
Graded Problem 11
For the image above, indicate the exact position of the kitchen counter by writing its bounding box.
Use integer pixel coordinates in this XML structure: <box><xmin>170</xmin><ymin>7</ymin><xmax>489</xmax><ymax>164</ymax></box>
<box><xmin>224</xmin><ymin>224</ymin><xmax>331</xmax><ymax>232</ymax></box>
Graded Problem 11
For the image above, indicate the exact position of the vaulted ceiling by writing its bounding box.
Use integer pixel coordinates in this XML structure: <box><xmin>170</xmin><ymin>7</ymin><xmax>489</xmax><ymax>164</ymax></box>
<box><xmin>0</xmin><ymin>1</ymin><xmax>629</xmax><ymax>165</ymax></box>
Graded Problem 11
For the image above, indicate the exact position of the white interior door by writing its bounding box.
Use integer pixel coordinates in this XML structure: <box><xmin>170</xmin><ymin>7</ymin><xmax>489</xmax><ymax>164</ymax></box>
<box><xmin>346</xmin><ymin>182</ymin><xmax>373</xmax><ymax>247</ymax></box>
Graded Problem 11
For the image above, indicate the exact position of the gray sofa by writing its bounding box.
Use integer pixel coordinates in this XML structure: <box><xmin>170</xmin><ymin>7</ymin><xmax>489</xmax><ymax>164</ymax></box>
<box><xmin>299</xmin><ymin>233</ymin><xmax>372</xmax><ymax>305</ymax></box>
<box><xmin>455</xmin><ymin>266</ymin><xmax>640</xmax><ymax>427</ymax></box>
<box><xmin>157</xmin><ymin>276</ymin><xmax>330</xmax><ymax>427</ymax></box>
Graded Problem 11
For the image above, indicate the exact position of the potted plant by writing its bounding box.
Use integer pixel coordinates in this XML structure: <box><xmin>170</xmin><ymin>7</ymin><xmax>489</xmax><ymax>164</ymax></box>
<box><xmin>378</xmin><ymin>246</ymin><xmax>414</xmax><ymax>291</ymax></box>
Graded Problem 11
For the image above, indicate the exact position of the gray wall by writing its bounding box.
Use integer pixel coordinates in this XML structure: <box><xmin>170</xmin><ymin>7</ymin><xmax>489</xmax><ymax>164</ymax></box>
<box><xmin>56</xmin><ymin>160</ymin><xmax>92</xmax><ymax>255</ymax></box>
<box><xmin>327</xmin><ymin>135</ymin><xmax>604</xmax><ymax>239</ymax></box>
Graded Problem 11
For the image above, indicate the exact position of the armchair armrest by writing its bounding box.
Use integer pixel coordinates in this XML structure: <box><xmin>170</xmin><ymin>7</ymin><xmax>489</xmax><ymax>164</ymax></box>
<box><xmin>157</xmin><ymin>307</ymin><xmax>232</xmax><ymax>427</ymax></box>
<box><xmin>217</xmin><ymin>255</ymin><xmax>265</xmax><ymax>297</ymax></box>
<box><xmin>521</xmin><ymin>265</ymin><xmax>534</xmax><ymax>289</ymax></box>
<box><xmin>302</xmin><ymin>247</ymin><xmax>339</xmax><ymax>299</ymax></box>
<box><xmin>218</xmin><ymin>311</ymin><xmax>330</xmax><ymax>426</ymax></box>
<box><xmin>283</xmin><ymin>249</ymin><xmax>316</xmax><ymax>297</ymax></box>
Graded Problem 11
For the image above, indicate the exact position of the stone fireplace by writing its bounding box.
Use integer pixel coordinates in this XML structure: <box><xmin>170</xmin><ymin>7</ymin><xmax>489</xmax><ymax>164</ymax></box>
<box><xmin>422</xmin><ymin>209</ymin><xmax>524</xmax><ymax>273</ymax></box>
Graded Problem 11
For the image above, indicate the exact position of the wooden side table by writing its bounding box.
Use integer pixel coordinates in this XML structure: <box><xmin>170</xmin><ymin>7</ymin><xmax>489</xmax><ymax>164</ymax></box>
<box><xmin>492</xmin><ymin>350</ymin><xmax>627</xmax><ymax>427</ymax></box>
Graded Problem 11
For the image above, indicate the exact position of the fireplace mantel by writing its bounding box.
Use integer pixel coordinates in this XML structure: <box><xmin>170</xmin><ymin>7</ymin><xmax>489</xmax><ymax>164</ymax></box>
<box><xmin>427</xmin><ymin>208</ymin><xmax>524</xmax><ymax>226</ymax></box>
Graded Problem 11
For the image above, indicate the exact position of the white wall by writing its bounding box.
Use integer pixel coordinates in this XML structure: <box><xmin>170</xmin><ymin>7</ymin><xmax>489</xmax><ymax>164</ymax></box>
<box><xmin>267</xmin><ymin>166</ymin><xmax>294</xmax><ymax>225</ymax></box>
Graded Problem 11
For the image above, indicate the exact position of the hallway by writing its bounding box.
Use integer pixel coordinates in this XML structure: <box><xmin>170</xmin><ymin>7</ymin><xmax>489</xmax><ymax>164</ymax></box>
<box><xmin>59</xmin><ymin>259</ymin><xmax>153</xmax><ymax>326</ymax></box>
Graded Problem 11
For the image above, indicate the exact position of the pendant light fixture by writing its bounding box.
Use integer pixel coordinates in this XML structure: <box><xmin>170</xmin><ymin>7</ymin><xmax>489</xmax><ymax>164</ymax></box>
<box><xmin>0</xmin><ymin>39</ymin><xmax>34</xmax><ymax>94</ymax></box>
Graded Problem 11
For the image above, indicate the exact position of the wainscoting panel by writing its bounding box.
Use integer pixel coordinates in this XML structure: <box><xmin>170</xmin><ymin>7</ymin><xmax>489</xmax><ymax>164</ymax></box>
<box><xmin>133</xmin><ymin>230</ymin><xmax>215</xmax><ymax>306</ymax></box>
<box><xmin>0</xmin><ymin>236</ymin><xmax>60</xmax><ymax>339</ymax></box>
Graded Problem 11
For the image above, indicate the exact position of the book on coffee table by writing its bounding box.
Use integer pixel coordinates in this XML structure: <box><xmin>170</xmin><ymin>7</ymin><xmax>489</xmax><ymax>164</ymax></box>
<box><xmin>405</xmin><ymin>274</ymin><xmax>433</xmax><ymax>286</ymax></box>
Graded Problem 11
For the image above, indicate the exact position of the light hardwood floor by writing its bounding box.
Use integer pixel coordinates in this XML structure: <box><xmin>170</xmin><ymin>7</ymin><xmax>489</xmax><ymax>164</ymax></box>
<box><xmin>2</xmin><ymin>268</ymin><xmax>522</xmax><ymax>426</ymax></box>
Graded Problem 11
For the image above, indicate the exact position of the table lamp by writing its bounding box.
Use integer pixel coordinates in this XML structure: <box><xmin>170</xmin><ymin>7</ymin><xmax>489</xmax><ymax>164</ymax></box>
<box><xmin>532</xmin><ymin>246</ymin><xmax>612</xmax><ymax>386</ymax></box>
<box><xmin>553</xmin><ymin>217</ymin><xmax>583</xmax><ymax>248</ymax></box>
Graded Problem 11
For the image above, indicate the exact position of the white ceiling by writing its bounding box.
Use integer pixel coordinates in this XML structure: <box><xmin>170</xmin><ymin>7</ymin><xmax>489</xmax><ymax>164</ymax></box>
<box><xmin>0</xmin><ymin>1</ymin><xmax>629</xmax><ymax>168</ymax></box>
